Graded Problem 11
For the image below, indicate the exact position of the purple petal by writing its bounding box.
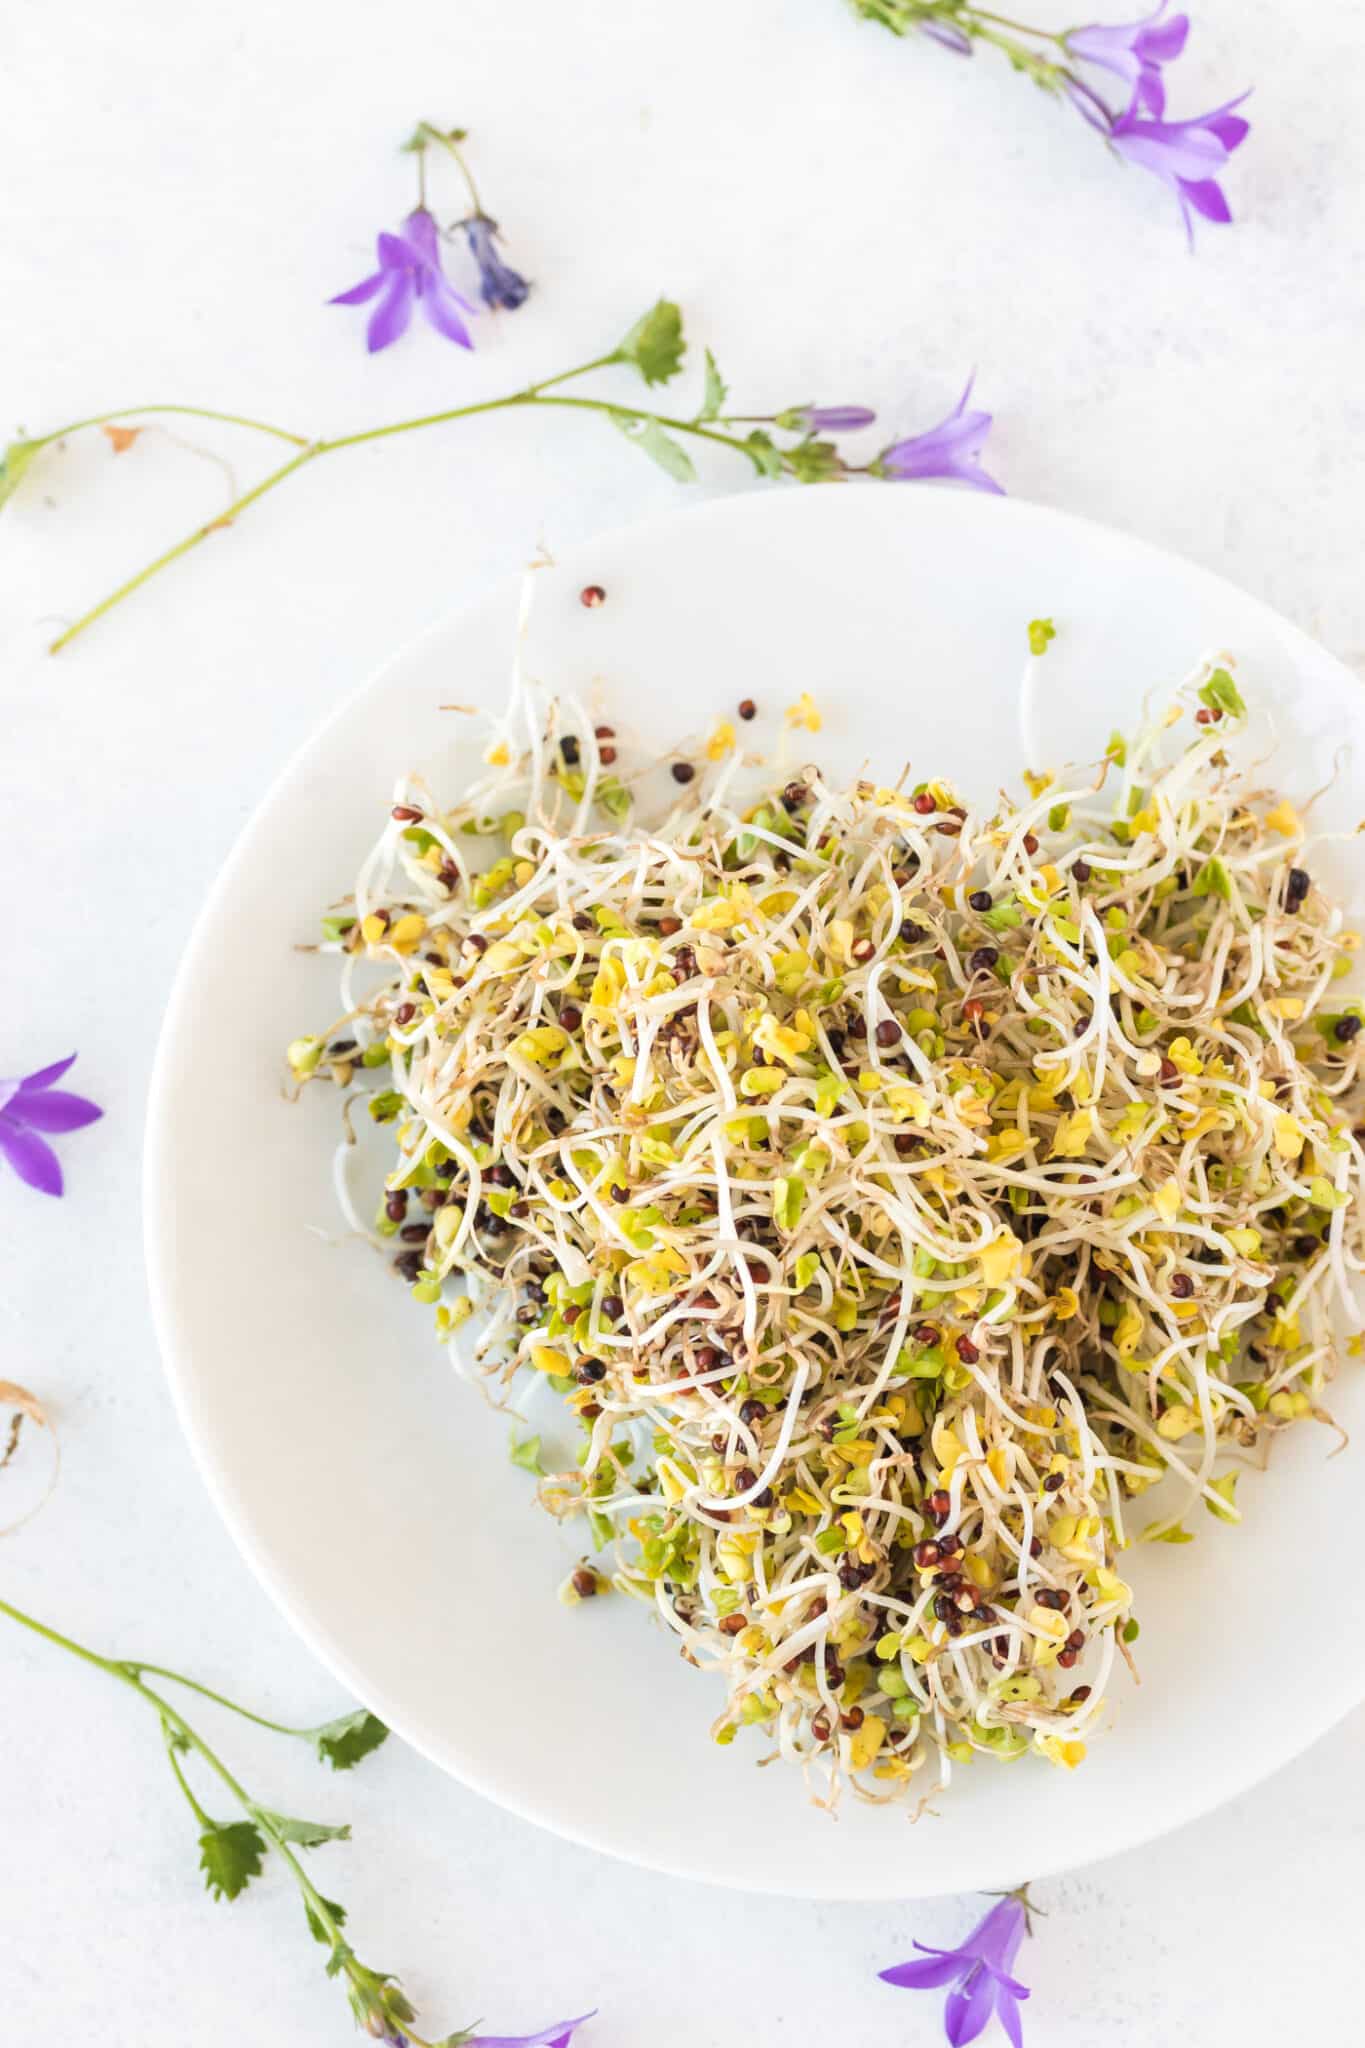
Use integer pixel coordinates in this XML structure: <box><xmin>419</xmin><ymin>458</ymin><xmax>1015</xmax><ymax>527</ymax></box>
<box><xmin>0</xmin><ymin>1117</ymin><xmax>64</xmax><ymax>1196</ymax></box>
<box><xmin>997</xmin><ymin>1990</ymin><xmax>1027</xmax><ymax>2048</ymax></box>
<box><xmin>9</xmin><ymin>1089</ymin><xmax>102</xmax><ymax>1134</ymax></box>
<box><xmin>17</xmin><ymin>1053</ymin><xmax>79</xmax><ymax>1091</ymax></box>
<box><xmin>945</xmin><ymin>1967</ymin><xmax>998</xmax><ymax>2047</ymax></box>
<box><xmin>1140</xmin><ymin>9</ymin><xmax>1190</xmax><ymax>62</ymax></box>
<box><xmin>878</xmin><ymin>1949</ymin><xmax>967</xmax><ymax>1990</ymax></box>
<box><xmin>1207</xmin><ymin>109</ymin><xmax>1252</xmax><ymax>151</ymax></box>
<box><xmin>401</xmin><ymin>208</ymin><xmax>441</xmax><ymax>265</ymax></box>
<box><xmin>367</xmin><ymin>274</ymin><xmax>416</xmax><ymax>352</ymax></box>
<box><xmin>376</xmin><ymin>231</ymin><xmax>416</xmax><ymax>271</ymax></box>
<box><xmin>1136</xmin><ymin>68</ymin><xmax>1167</xmax><ymax>116</ymax></box>
<box><xmin>421</xmin><ymin>280</ymin><xmax>476</xmax><ymax>348</ymax></box>
<box><xmin>1180</xmin><ymin>175</ymin><xmax>1233</xmax><ymax>223</ymax></box>
<box><xmin>1112</xmin><ymin>120</ymin><xmax>1234</xmax><ymax>180</ymax></box>
<box><xmin>329</xmin><ymin>269</ymin><xmax>387</xmax><ymax>307</ymax></box>
<box><xmin>965</xmin><ymin>1899</ymin><xmax>1028</xmax><ymax>1975</ymax></box>
<box><xmin>465</xmin><ymin>2012</ymin><xmax>596</xmax><ymax>2048</ymax></box>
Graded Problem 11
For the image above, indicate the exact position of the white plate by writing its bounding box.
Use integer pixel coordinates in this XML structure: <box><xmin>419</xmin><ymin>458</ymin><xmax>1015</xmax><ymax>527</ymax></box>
<box><xmin>146</xmin><ymin>487</ymin><xmax>1365</xmax><ymax>1899</ymax></box>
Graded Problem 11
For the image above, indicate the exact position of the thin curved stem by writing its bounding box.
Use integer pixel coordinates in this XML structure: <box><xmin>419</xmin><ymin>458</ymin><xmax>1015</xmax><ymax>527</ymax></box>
<box><xmin>132</xmin><ymin>1662</ymin><xmax>328</xmax><ymax>1738</ymax></box>
<box><xmin>31</xmin><ymin>404</ymin><xmax>310</xmax><ymax>450</ymax></box>
<box><xmin>418</xmin><ymin>121</ymin><xmax>485</xmax><ymax>217</ymax></box>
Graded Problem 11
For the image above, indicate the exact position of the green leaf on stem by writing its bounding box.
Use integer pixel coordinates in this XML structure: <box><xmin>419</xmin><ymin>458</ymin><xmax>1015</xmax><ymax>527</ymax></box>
<box><xmin>305</xmin><ymin>1893</ymin><xmax>350</xmax><ymax>1945</ymax></box>
<box><xmin>742</xmin><ymin>430</ymin><xmax>784</xmax><ymax>480</ymax></box>
<box><xmin>610</xmin><ymin>412</ymin><xmax>696</xmax><ymax>483</ymax></box>
<box><xmin>697</xmin><ymin>349</ymin><xmax>728</xmax><ymax>421</ymax></box>
<box><xmin>257</xmin><ymin>1808</ymin><xmax>352</xmax><ymax>1847</ymax></box>
<box><xmin>0</xmin><ymin>438</ymin><xmax>41</xmax><ymax>512</ymax></box>
<box><xmin>614</xmin><ymin>299</ymin><xmax>686</xmax><ymax>385</ymax></box>
<box><xmin>198</xmin><ymin>1819</ymin><xmax>267</xmax><ymax>1901</ymax></box>
<box><xmin>314</xmin><ymin>1708</ymin><xmax>390</xmax><ymax>1772</ymax></box>
<box><xmin>1027</xmin><ymin>617</ymin><xmax>1057</xmax><ymax>657</ymax></box>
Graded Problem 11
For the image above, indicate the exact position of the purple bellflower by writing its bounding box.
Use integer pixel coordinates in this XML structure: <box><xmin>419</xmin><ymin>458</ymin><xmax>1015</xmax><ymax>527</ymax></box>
<box><xmin>880</xmin><ymin>1896</ymin><xmax>1030</xmax><ymax>2047</ymax></box>
<box><xmin>1109</xmin><ymin>92</ymin><xmax>1252</xmax><ymax>238</ymax></box>
<box><xmin>463</xmin><ymin>2015</ymin><xmax>596</xmax><ymax>2048</ymax></box>
<box><xmin>461</xmin><ymin>215</ymin><xmax>531</xmax><ymax>311</ymax></box>
<box><xmin>874</xmin><ymin>379</ymin><xmax>1003</xmax><ymax>495</ymax></box>
<box><xmin>331</xmin><ymin>208</ymin><xmax>475</xmax><ymax>352</ymax></box>
<box><xmin>0</xmin><ymin>1054</ymin><xmax>102</xmax><ymax>1197</ymax></box>
<box><xmin>1065</xmin><ymin>4</ymin><xmax>1189</xmax><ymax>116</ymax></box>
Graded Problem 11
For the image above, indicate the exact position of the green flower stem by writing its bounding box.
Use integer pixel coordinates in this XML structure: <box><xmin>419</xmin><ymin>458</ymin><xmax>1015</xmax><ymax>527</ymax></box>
<box><xmin>961</xmin><ymin>7</ymin><xmax>1058</xmax><ymax>38</ymax></box>
<box><xmin>0</xmin><ymin>1592</ymin><xmax>442</xmax><ymax>2048</ymax></box>
<box><xmin>45</xmin><ymin>371</ymin><xmax>772</xmax><ymax>655</ymax></box>
<box><xmin>416</xmin><ymin>122</ymin><xmax>486</xmax><ymax>218</ymax></box>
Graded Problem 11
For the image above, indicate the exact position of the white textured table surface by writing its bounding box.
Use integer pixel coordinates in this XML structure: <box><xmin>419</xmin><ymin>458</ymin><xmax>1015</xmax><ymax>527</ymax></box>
<box><xmin>2</xmin><ymin>1</ymin><xmax>1363</xmax><ymax>2041</ymax></box>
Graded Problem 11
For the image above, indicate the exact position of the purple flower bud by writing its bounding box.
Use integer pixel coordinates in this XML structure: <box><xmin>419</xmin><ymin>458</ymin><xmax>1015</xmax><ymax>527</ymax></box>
<box><xmin>461</xmin><ymin>214</ymin><xmax>531</xmax><ymax>312</ymax></box>
<box><xmin>918</xmin><ymin>17</ymin><xmax>973</xmax><ymax>57</ymax></box>
<box><xmin>874</xmin><ymin>379</ymin><xmax>1003</xmax><ymax>496</ymax></box>
<box><xmin>0</xmin><ymin>1054</ymin><xmax>102</xmax><ymax>1198</ymax></box>
<box><xmin>879</xmin><ymin>1896</ymin><xmax>1031</xmax><ymax>2048</ymax></box>
<box><xmin>330</xmin><ymin>208</ymin><xmax>476</xmax><ymax>352</ymax></box>
<box><xmin>1108</xmin><ymin>93</ymin><xmax>1252</xmax><ymax>241</ymax></box>
<box><xmin>789</xmin><ymin>405</ymin><xmax>878</xmax><ymax>432</ymax></box>
<box><xmin>1065</xmin><ymin>3</ymin><xmax>1190</xmax><ymax>117</ymax></box>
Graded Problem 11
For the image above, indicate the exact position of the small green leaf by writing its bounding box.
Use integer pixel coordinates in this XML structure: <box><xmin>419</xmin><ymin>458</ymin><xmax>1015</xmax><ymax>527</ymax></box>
<box><xmin>794</xmin><ymin>1252</ymin><xmax>821</xmax><ymax>1291</ymax></box>
<box><xmin>314</xmin><ymin>1708</ymin><xmax>390</xmax><ymax>1772</ymax></box>
<box><xmin>0</xmin><ymin>438</ymin><xmax>42</xmax><ymax>512</ymax></box>
<box><xmin>257</xmin><ymin>1808</ymin><xmax>351</xmax><ymax>1847</ymax></box>
<box><xmin>1105</xmin><ymin>730</ymin><xmax>1128</xmax><ymax>767</ymax></box>
<box><xmin>367</xmin><ymin>1089</ymin><xmax>405</xmax><ymax>1123</ymax></box>
<box><xmin>1122</xmin><ymin>1616</ymin><xmax>1140</xmax><ymax>1643</ymax></box>
<box><xmin>1141</xmin><ymin>1518</ymin><xmax>1195</xmax><ymax>1545</ymax></box>
<box><xmin>510</xmin><ymin>1432</ymin><xmax>544</xmax><ymax>1475</ymax></box>
<box><xmin>772</xmin><ymin>1175</ymin><xmax>805</xmax><ymax>1231</ymax></box>
<box><xmin>1027</xmin><ymin>617</ymin><xmax>1056</xmax><ymax>657</ymax></box>
<box><xmin>698</xmin><ymin>349</ymin><xmax>728</xmax><ymax>421</ymax></box>
<box><xmin>320</xmin><ymin>914</ymin><xmax>355</xmax><ymax>943</ymax></box>
<box><xmin>614</xmin><ymin>299</ymin><xmax>686</xmax><ymax>385</ymax></box>
<box><xmin>742</xmin><ymin>430</ymin><xmax>784</xmax><ymax>480</ymax></box>
<box><xmin>1205</xmin><ymin>1473</ymin><xmax>1240</xmax><ymax>1524</ymax></box>
<box><xmin>981</xmin><ymin>895</ymin><xmax>1023</xmax><ymax>932</ymax></box>
<box><xmin>305</xmin><ymin>1893</ymin><xmax>349</xmax><ymax>1944</ymax></box>
<box><xmin>198</xmin><ymin>1820</ymin><xmax>266</xmax><ymax>1902</ymax></box>
<box><xmin>1190</xmin><ymin>857</ymin><xmax>1232</xmax><ymax>901</ymax></box>
<box><xmin>610</xmin><ymin>411</ymin><xmax>696</xmax><ymax>483</ymax></box>
<box><xmin>1198</xmin><ymin>667</ymin><xmax>1246</xmax><ymax>720</ymax></box>
<box><xmin>1308</xmin><ymin>1176</ymin><xmax>1348</xmax><ymax>1211</ymax></box>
